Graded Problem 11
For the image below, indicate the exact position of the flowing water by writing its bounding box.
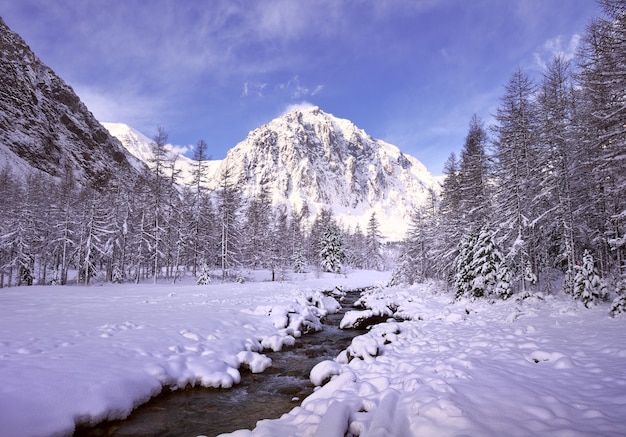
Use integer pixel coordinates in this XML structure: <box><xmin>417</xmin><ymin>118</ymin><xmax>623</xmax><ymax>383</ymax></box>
<box><xmin>75</xmin><ymin>291</ymin><xmax>366</xmax><ymax>437</ymax></box>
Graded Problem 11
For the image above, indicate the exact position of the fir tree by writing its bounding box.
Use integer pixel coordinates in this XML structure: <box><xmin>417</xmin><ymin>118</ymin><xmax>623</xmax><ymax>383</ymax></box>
<box><xmin>319</xmin><ymin>224</ymin><xmax>345</xmax><ymax>273</ymax></box>
<box><xmin>572</xmin><ymin>250</ymin><xmax>608</xmax><ymax>307</ymax></box>
<box><xmin>197</xmin><ymin>263</ymin><xmax>212</xmax><ymax>285</ymax></box>
<box><xmin>454</xmin><ymin>232</ymin><xmax>477</xmax><ymax>299</ymax></box>
<box><xmin>454</xmin><ymin>228</ymin><xmax>511</xmax><ymax>299</ymax></box>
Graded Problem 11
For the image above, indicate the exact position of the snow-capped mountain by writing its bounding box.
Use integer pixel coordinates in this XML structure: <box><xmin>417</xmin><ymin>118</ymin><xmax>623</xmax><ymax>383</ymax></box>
<box><xmin>105</xmin><ymin>107</ymin><xmax>438</xmax><ymax>240</ymax></box>
<box><xmin>0</xmin><ymin>18</ymin><xmax>143</xmax><ymax>187</ymax></box>
<box><xmin>215</xmin><ymin>106</ymin><xmax>439</xmax><ymax>240</ymax></box>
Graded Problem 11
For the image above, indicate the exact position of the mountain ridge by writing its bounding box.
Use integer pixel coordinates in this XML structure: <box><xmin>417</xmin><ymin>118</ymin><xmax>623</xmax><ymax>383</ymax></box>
<box><xmin>0</xmin><ymin>17</ymin><xmax>143</xmax><ymax>187</ymax></box>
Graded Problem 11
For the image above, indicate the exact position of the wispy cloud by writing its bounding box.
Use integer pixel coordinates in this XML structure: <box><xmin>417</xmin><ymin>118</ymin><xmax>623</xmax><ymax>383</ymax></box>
<box><xmin>73</xmin><ymin>84</ymin><xmax>170</xmax><ymax>134</ymax></box>
<box><xmin>281</xmin><ymin>101</ymin><xmax>318</xmax><ymax>115</ymax></box>
<box><xmin>242</xmin><ymin>76</ymin><xmax>324</xmax><ymax>100</ymax></box>
<box><xmin>533</xmin><ymin>34</ymin><xmax>581</xmax><ymax>70</ymax></box>
<box><xmin>283</xmin><ymin>76</ymin><xmax>324</xmax><ymax>100</ymax></box>
<box><xmin>241</xmin><ymin>82</ymin><xmax>268</xmax><ymax>98</ymax></box>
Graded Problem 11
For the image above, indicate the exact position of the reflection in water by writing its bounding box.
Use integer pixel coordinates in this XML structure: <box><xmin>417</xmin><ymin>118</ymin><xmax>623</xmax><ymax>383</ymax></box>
<box><xmin>75</xmin><ymin>292</ymin><xmax>365</xmax><ymax>437</ymax></box>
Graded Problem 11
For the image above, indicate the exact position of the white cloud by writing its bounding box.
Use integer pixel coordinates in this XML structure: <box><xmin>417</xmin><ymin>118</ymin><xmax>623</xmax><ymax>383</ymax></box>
<box><xmin>311</xmin><ymin>85</ymin><xmax>325</xmax><ymax>96</ymax></box>
<box><xmin>73</xmin><ymin>84</ymin><xmax>170</xmax><ymax>135</ymax></box>
<box><xmin>534</xmin><ymin>34</ymin><xmax>581</xmax><ymax>70</ymax></box>
<box><xmin>281</xmin><ymin>101</ymin><xmax>317</xmax><ymax>115</ymax></box>
<box><xmin>281</xmin><ymin>76</ymin><xmax>324</xmax><ymax>99</ymax></box>
<box><xmin>241</xmin><ymin>81</ymin><xmax>267</xmax><ymax>98</ymax></box>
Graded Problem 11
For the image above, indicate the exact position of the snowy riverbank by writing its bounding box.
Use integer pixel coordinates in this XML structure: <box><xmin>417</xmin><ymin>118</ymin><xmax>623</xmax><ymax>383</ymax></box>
<box><xmin>0</xmin><ymin>270</ymin><xmax>388</xmax><ymax>437</ymax></box>
<box><xmin>226</xmin><ymin>282</ymin><xmax>626</xmax><ymax>437</ymax></box>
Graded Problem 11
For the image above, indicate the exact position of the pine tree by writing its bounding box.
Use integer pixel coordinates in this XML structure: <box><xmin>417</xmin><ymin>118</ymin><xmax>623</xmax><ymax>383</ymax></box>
<box><xmin>197</xmin><ymin>262</ymin><xmax>212</xmax><ymax>285</ymax></box>
<box><xmin>344</xmin><ymin>224</ymin><xmax>366</xmax><ymax>269</ymax></box>
<box><xmin>76</xmin><ymin>189</ymin><xmax>115</xmax><ymax>286</ymax></box>
<box><xmin>319</xmin><ymin>223</ymin><xmax>345</xmax><ymax>273</ymax></box>
<box><xmin>293</xmin><ymin>241</ymin><xmax>306</xmax><ymax>273</ymax></box>
<box><xmin>147</xmin><ymin>126</ymin><xmax>169</xmax><ymax>283</ymax></box>
<box><xmin>190</xmin><ymin>139</ymin><xmax>210</xmax><ymax>277</ymax></box>
<box><xmin>242</xmin><ymin>185</ymin><xmax>272</xmax><ymax>269</ymax></box>
<box><xmin>308</xmin><ymin>208</ymin><xmax>333</xmax><ymax>264</ymax></box>
<box><xmin>393</xmin><ymin>207</ymin><xmax>434</xmax><ymax>284</ymax></box>
<box><xmin>435</xmin><ymin>153</ymin><xmax>464</xmax><ymax>279</ymax></box>
<box><xmin>572</xmin><ymin>250</ymin><xmax>608</xmax><ymax>307</ymax></box>
<box><xmin>454</xmin><ymin>232</ymin><xmax>477</xmax><ymax>299</ymax></box>
<box><xmin>454</xmin><ymin>228</ymin><xmax>511</xmax><ymax>300</ymax></box>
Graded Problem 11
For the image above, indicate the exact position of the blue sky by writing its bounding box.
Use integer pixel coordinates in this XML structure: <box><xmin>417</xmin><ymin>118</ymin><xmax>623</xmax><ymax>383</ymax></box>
<box><xmin>2</xmin><ymin>0</ymin><xmax>600</xmax><ymax>175</ymax></box>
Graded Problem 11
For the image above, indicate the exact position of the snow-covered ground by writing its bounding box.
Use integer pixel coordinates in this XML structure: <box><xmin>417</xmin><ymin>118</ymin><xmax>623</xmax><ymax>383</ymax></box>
<box><xmin>0</xmin><ymin>270</ymin><xmax>386</xmax><ymax>437</ymax></box>
<box><xmin>226</xmin><ymin>283</ymin><xmax>626</xmax><ymax>437</ymax></box>
<box><xmin>1</xmin><ymin>272</ymin><xmax>625</xmax><ymax>437</ymax></box>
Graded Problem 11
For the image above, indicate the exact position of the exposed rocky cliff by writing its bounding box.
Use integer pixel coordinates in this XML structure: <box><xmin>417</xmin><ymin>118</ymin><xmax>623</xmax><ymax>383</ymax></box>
<box><xmin>0</xmin><ymin>17</ymin><xmax>143</xmax><ymax>187</ymax></box>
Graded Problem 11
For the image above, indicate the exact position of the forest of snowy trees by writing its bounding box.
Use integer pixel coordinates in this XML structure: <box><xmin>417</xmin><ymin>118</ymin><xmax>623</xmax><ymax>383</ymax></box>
<box><xmin>0</xmin><ymin>1</ymin><xmax>624</xmax><ymax>314</ymax></box>
<box><xmin>394</xmin><ymin>0</ymin><xmax>625</xmax><ymax>311</ymax></box>
<box><xmin>0</xmin><ymin>126</ymin><xmax>386</xmax><ymax>287</ymax></box>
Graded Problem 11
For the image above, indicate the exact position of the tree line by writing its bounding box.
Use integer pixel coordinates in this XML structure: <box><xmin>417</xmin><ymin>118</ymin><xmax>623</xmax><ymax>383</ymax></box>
<box><xmin>0</xmin><ymin>126</ymin><xmax>386</xmax><ymax>287</ymax></box>
<box><xmin>393</xmin><ymin>0</ymin><xmax>625</xmax><ymax>310</ymax></box>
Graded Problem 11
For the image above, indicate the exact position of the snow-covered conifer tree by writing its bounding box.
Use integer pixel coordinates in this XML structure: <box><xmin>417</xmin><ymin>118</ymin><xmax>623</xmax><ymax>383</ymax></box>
<box><xmin>459</xmin><ymin>115</ymin><xmax>491</xmax><ymax>231</ymax></box>
<box><xmin>576</xmin><ymin>0</ymin><xmax>626</xmax><ymax>276</ymax></box>
<box><xmin>319</xmin><ymin>223</ymin><xmax>345</xmax><ymax>273</ymax></box>
<box><xmin>454</xmin><ymin>232</ymin><xmax>477</xmax><ymax>299</ymax></box>
<box><xmin>433</xmin><ymin>153</ymin><xmax>463</xmax><ymax>279</ymax></box>
<box><xmin>365</xmin><ymin>213</ymin><xmax>383</xmax><ymax>270</ymax></box>
<box><xmin>537</xmin><ymin>56</ymin><xmax>578</xmax><ymax>283</ymax></box>
<box><xmin>197</xmin><ymin>263</ymin><xmax>212</xmax><ymax>285</ymax></box>
<box><xmin>293</xmin><ymin>241</ymin><xmax>306</xmax><ymax>273</ymax></box>
<box><xmin>455</xmin><ymin>228</ymin><xmax>511</xmax><ymax>299</ymax></box>
<box><xmin>217</xmin><ymin>166</ymin><xmax>242</xmax><ymax>281</ymax></box>
<box><xmin>572</xmin><ymin>250</ymin><xmax>608</xmax><ymax>307</ymax></box>
<box><xmin>491</xmin><ymin>68</ymin><xmax>541</xmax><ymax>291</ymax></box>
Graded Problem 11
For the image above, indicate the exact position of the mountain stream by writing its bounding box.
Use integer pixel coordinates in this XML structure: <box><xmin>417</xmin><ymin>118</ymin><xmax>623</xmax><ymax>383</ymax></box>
<box><xmin>74</xmin><ymin>290</ymin><xmax>368</xmax><ymax>437</ymax></box>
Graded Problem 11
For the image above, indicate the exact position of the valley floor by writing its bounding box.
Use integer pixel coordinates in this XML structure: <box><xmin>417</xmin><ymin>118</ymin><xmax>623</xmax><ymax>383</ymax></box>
<box><xmin>0</xmin><ymin>271</ymin><xmax>625</xmax><ymax>437</ymax></box>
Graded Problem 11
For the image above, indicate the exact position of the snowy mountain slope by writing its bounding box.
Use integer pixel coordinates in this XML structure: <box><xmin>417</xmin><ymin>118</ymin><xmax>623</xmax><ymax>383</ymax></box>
<box><xmin>106</xmin><ymin>107</ymin><xmax>439</xmax><ymax>240</ymax></box>
<box><xmin>102</xmin><ymin>122</ymin><xmax>219</xmax><ymax>186</ymax></box>
<box><xmin>0</xmin><ymin>18</ymin><xmax>143</xmax><ymax>187</ymax></box>
<box><xmin>214</xmin><ymin>106</ymin><xmax>439</xmax><ymax>240</ymax></box>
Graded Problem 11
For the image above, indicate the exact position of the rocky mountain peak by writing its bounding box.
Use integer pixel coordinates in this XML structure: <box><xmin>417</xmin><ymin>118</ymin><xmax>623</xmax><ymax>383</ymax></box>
<box><xmin>218</xmin><ymin>106</ymin><xmax>438</xmax><ymax>240</ymax></box>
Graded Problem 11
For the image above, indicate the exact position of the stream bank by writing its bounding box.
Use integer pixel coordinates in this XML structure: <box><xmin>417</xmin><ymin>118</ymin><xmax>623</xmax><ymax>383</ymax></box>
<box><xmin>74</xmin><ymin>289</ymin><xmax>369</xmax><ymax>437</ymax></box>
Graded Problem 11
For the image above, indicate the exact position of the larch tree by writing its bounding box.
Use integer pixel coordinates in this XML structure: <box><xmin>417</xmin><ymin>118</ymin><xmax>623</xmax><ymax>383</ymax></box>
<box><xmin>577</xmin><ymin>0</ymin><xmax>626</xmax><ymax>277</ymax></box>
<box><xmin>491</xmin><ymin>68</ymin><xmax>541</xmax><ymax>291</ymax></box>
<box><xmin>536</xmin><ymin>55</ymin><xmax>579</xmax><ymax>290</ymax></box>
<box><xmin>147</xmin><ymin>126</ymin><xmax>169</xmax><ymax>283</ymax></box>
<box><xmin>458</xmin><ymin>115</ymin><xmax>491</xmax><ymax>232</ymax></box>
<box><xmin>217</xmin><ymin>165</ymin><xmax>242</xmax><ymax>281</ymax></box>
<box><xmin>190</xmin><ymin>139</ymin><xmax>210</xmax><ymax>276</ymax></box>
<box><xmin>365</xmin><ymin>212</ymin><xmax>383</xmax><ymax>271</ymax></box>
